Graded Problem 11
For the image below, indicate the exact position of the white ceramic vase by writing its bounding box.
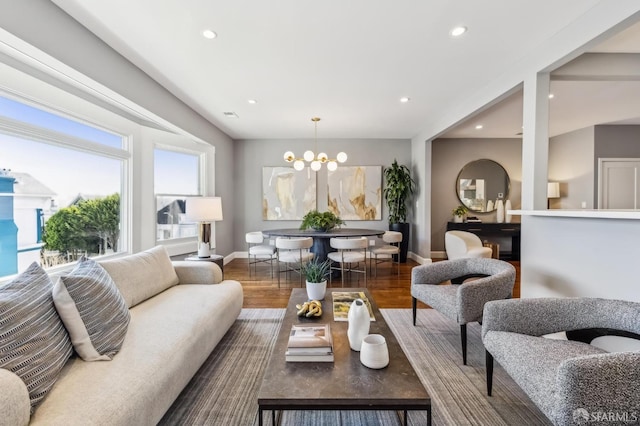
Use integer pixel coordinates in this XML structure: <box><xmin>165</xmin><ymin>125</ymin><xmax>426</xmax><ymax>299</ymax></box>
<box><xmin>306</xmin><ymin>280</ymin><xmax>326</xmax><ymax>301</ymax></box>
<box><xmin>486</xmin><ymin>199</ymin><xmax>494</xmax><ymax>212</ymax></box>
<box><xmin>360</xmin><ymin>334</ymin><xmax>389</xmax><ymax>369</ymax></box>
<box><xmin>496</xmin><ymin>199</ymin><xmax>505</xmax><ymax>223</ymax></box>
<box><xmin>347</xmin><ymin>299</ymin><xmax>370</xmax><ymax>351</ymax></box>
<box><xmin>505</xmin><ymin>199</ymin><xmax>512</xmax><ymax>223</ymax></box>
<box><xmin>453</xmin><ymin>215</ymin><xmax>463</xmax><ymax>223</ymax></box>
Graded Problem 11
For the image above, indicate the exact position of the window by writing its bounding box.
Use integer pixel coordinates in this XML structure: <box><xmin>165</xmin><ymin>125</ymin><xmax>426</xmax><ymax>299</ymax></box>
<box><xmin>0</xmin><ymin>94</ymin><xmax>127</xmax><ymax>279</ymax></box>
<box><xmin>154</xmin><ymin>147</ymin><xmax>202</xmax><ymax>241</ymax></box>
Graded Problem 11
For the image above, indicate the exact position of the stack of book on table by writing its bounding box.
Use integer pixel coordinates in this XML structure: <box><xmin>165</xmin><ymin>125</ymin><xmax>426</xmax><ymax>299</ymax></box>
<box><xmin>285</xmin><ymin>323</ymin><xmax>334</xmax><ymax>362</ymax></box>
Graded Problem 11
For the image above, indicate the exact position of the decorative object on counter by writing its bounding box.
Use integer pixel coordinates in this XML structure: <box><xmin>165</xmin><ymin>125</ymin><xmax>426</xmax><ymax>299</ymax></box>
<box><xmin>300</xmin><ymin>258</ymin><xmax>331</xmax><ymax>300</ymax></box>
<box><xmin>360</xmin><ymin>334</ymin><xmax>389</xmax><ymax>369</ymax></box>
<box><xmin>383</xmin><ymin>159</ymin><xmax>416</xmax><ymax>262</ymax></box>
<box><xmin>299</xmin><ymin>210</ymin><xmax>345</xmax><ymax>232</ymax></box>
<box><xmin>283</xmin><ymin>117</ymin><xmax>347</xmax><ymax>171</ymax></box>
<box><xmin>486</xmin><ymin>199</ymin><xmax>494</xmax><ymax>212</ymax></box>
<box><xmin>452</xmin><ymin>205</ymin><xmax>468</xmax><ymax>223</ymax></box>
<box><xmin>347</xmin><ymin>298</ymin><xmax>371</xmax><ymax>351</ymax></box>
<box><xmin>504</xmin><ymin>199</ymin><xmax>512</xmax><ymax>223</ymax></box>
<box><xmin>495</xmin><ymin>199</ymin><xmax>504</xmax><ymax>223</ymax></box>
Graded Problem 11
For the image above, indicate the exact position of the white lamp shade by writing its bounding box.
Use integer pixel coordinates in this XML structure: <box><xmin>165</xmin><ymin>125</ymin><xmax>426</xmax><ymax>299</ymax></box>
<box><xmin>547</xmin><ymin>182</ymin><xmax>560</xmax><ymax>199</ymax></box>
<box><xmin>185</xmin><ymin>197</ymin><xmax>223</xmax><ymax>222</ymax></box>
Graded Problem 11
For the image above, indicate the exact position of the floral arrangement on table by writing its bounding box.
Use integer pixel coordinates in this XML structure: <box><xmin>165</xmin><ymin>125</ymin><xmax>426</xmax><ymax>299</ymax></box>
<box><xmin>299</xmin><ymin>210</ymin><xmax>345</xmax><ymax>232</ymax></box>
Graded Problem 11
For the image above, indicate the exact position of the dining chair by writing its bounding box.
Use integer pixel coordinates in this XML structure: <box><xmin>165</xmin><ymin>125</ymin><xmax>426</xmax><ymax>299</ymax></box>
<box><xmin>275</xmin><ymin>237</ymin><xmax>314</xmax><ymax>287</ymax></box>
<box><xmin>328</xmin><ymin>237</ymin><xmax>368</xmax><ymax>287</ymax></box>
<box><xmin>370</xmin><ymin>231</ymin><xmax>402</xmax><ymax>277</ymax></box>
<box><xmin>245</xmin><ymin>231</ymin><xmax>276</xmax><ymax>278</ymax></box>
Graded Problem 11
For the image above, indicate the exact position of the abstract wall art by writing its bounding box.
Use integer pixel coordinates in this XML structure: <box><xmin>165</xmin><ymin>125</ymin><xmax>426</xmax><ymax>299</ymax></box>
<box><xmin>327</xmin><ymin>166</ymin><xmax>381</xmax><ymax>220</ymax></box>
<box><xmin>262</xmin><ymin>166</ymin><xmax>316</xmax><ymax>220</ymax></box>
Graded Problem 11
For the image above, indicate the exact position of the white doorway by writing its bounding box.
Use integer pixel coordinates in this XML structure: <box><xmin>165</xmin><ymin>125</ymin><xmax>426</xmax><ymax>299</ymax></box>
<box><xmin>598</xmin><ymin>158</ymin><xmax>640</xmax><ymax>209</ymax></box>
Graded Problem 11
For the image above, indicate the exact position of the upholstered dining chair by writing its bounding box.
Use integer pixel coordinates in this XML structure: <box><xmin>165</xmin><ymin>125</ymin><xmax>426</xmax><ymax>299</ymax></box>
<box><xmin>275</xmin><ymin>237</ymin><xmax>314</xmax><ymax>287</ymax></box>
<box><xmin>411</xmin><ymin>257</ymin><xmax>516</xmax><ymax>365</ymax></box>
<box><xmin>445</xmin><ymin>230</ymin><xmax>492</xmax><ymax>260</ymax></box>
<box><xmin>370</xmin><ymin>231</ymin><xmax>402</xmax><ymax>277</ymax></box>
<box><xmin>328</xmin><ymin>237</ymin><xmax>368</xmax><ymax>287</ymax></box>
<box><xmin>245</xmin><ymin>231</ymin><xmax>276</xmax><ymax>278</ymax></box>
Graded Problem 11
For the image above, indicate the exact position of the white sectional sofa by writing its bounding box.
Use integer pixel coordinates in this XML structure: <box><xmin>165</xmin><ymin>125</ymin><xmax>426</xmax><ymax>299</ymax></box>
<box><xmin>0</xmin><ymin>246</ymin><xmax>243</xmax><ymax>426</ymax></box>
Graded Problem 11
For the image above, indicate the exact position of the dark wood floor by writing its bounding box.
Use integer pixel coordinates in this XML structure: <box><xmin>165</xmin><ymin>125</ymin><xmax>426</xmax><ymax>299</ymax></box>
<box><xmin>224</xmin><ymin>258</ymin><xmax>521</xmax><ymax>309</ymax></box>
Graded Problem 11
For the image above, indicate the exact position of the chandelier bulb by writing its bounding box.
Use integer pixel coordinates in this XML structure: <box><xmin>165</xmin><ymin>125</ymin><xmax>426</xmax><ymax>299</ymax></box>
<box><xmin>317</xmin><ymin>152</ymin><xmax>328</xmax><ymax>162</ymax></box>
<box><xmin>284</xmin><ymin>151</ymin><xmax>295</xmax><ymax>162</ymax></box>
<box><xmin>327</xmin><ymin>161</ymin><xmax>338</xmax><ymax>171</ymax></box>
<box><xmin>310</xmin><ymin>161</ymin><xmax>321</xmax><ymax>171</ymax></box>
<box><xmin>303</xmin><ymin>150</ymin><xmax>315</xmax><ymax>162</ymax></box>
<box><xmin>293</xmin><ymin>160</ymin><xmax>305</xmax><ymax>171</ymax></box>
<box><xmin>336</xmin><ymin>152</ymin><xmax>348</xmax><ymax>163</ymax></box>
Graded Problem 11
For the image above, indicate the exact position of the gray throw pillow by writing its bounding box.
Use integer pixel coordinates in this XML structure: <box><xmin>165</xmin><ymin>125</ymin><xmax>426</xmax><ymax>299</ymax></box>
<box><xmin>53</xmin><ymin>257</ymin><xmax>130</xmax><ymax>361</ymax></box>
<box><xmin>0</xmin><ymin>262</ymin><xmax>73</xmax><ymax>411</ymax></box>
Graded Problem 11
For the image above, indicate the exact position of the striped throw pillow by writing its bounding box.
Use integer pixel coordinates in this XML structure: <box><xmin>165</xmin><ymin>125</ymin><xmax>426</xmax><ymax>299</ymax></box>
<box><xmin>53</xmin><ymin>257</ymin><xmax>130</xmax><ymax>361</ymax></box>
<box><xmin>0</xmin><ymin>262</ymin><xmax>73</xmax><ymax>411</ymax></box>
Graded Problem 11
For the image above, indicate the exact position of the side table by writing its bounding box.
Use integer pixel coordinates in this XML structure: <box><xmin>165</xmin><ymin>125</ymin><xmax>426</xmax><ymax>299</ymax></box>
<box><xmin>185</xmin><ymin>254</ymin><xmax>224</xmax><ymax>278</ymax></box>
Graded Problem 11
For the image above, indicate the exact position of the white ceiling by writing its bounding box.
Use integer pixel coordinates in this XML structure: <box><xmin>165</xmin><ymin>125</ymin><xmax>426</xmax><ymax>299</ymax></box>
<box><xmin>51</xmin><ymin>0</ymin><xmax>637</xmax><ymax>140</ymax></box>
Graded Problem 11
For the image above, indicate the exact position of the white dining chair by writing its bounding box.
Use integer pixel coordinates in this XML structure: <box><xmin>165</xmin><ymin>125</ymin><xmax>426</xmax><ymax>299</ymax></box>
<box><xmin>246</xmin><ymin>231</ymin><xmax>276</xmax><ymax>278</ymax></box>
<box><xmin>328</xmin><ymin>237</ymin><xmax>368</xmax><ymax>287</ymax></box>
<box><xmin>275</xmin><ymin>237</ymin><xmax>314</xmax><ymax>287</ymax></box>
<box><xmin>370</xmin><ymin>231</ymin><xmax>402</xmax><ymax>277</ymax></box>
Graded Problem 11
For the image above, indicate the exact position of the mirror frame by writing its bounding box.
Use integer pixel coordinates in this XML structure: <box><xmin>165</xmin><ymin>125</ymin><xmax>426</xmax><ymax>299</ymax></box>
<box><xmin>455</xmin><ymin>159</ymin><xmax>510</xmax><ymax>214</ymax></box>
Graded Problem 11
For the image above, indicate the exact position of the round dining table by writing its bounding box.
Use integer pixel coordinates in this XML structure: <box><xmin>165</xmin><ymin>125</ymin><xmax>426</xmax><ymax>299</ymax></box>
<box><xmin>262</xmin><ymin>228</ymin><xmax>385</xmax><ymax>262</ymax></box>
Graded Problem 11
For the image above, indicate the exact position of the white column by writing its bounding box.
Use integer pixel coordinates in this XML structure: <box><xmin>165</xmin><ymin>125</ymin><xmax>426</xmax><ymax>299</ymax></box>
<box><xmin>521</xmin><ymin>72</ymin><xmax>550</xmax><ymax>210</ymax></box>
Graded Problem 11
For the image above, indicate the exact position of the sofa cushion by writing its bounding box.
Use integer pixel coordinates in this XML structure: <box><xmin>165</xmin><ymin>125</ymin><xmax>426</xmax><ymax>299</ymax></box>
<box><xmin>99</xmin><ymin>246</ymin><xmax>179</xmax><ymax>308</ymax></box>
<box><xmin>0</xmin><ymin>262</ymin><xmax>73</xmax><ymax>411</ymax></box>
<box><xmin>53</xmin><ymin>257</ymin><xmax>130</xmax><ymax>361</ymax></box>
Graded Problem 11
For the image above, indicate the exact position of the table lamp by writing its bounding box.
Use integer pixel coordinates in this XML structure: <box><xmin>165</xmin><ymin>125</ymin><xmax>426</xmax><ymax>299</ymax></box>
<box><xmin>547</xmin><ymin>182</ymin><xmax>560</xmax><ymax>209</ymax></box>
<box><xmin>185</xmin><ymin>197</ymin><xmax>223</xmax><ymax>258</ymax></box>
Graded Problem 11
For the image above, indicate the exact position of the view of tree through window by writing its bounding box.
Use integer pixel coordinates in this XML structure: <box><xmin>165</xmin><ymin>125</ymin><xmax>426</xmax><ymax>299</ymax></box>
<box><xmin>0</xmin><ymin>96</ymin><xmax>125</xmax><ymax>278</ymax></box>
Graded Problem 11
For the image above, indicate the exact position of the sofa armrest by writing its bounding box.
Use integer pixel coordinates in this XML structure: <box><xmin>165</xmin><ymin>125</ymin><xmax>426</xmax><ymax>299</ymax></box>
<box><xmin>172</xmin><ymin>261</ymin><xmax>223</xmax><ymax>284</ymax></box>
<box><xmin>482</xmin><ymin>298</ymin><xmax>640</xmax><ymax>340</ymax></box>
<box><xmin>554</xmin><ymin>351</ymin><xmax>640</xmax><ymax>426</ymax></box>
<box><xmin>0</xmin><ymin>368</ymin><xmax>30</xmax><ymax>426</ymax></box>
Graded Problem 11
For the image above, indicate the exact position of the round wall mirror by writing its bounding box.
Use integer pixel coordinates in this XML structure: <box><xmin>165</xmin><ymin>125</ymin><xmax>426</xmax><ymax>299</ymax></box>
<box><xmin>456</xmin><ymin>159</ymin><xmax>510</xmax><ymax>213</ymax></box>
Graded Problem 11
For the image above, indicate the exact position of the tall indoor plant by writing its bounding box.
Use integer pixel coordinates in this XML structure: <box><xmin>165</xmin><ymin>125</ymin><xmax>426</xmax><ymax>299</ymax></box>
<box><xmin>383</xmin><ymin>159</ymin><xmax>416</xmax><ymax>262</ymax></box>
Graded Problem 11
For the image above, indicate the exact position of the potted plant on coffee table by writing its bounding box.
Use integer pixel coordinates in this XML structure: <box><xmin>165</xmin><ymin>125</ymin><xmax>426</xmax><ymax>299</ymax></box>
<box><xmin>300</xmin><ymin>258</ymin><xmax>331</xmax><ymax>301</ymax></box>
<box><xmin>383</xmin><ymin>159</ymin><xmax>416</xmax><ymax>262</ymax></box>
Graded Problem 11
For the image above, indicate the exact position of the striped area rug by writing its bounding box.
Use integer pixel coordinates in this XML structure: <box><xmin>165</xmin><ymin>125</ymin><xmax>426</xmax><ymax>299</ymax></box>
<box><xmin>160</xmin><ymin>308</ymin><xmax>550</xmax><ymax>425</ymax></box>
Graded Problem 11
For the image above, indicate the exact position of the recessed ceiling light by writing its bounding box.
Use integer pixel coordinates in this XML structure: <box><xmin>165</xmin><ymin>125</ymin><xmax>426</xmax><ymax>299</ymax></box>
<box><xmin>475</xmin><ymin>124</ymin><xmax>483</xmax><ymax>130</ymax></box>
<box><xmin>202</xmin><ymin>29</ymin><xmax>217</xmax><ymax>39</ymax></box>
<box><xmin>248</xmin><ymin>99</ymin><xmax>257</xmax><ymax>104</ymax></box>
<box><xmin>548</xmin><ymin>93</ymin><xmax>555</xmax><ymax>99</ymax></box>
<box><xmin>450</xmin><ymin>26</ymin><xmax>467</xmax><ymax>37</ymax></box>
<box><xmin>400</xmin><ymin>97</ymin><xmax>410</xmax><ymax>103</ymax></box>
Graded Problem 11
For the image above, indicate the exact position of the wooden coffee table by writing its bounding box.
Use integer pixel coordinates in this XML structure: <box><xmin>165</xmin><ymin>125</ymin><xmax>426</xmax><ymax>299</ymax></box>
<box><xmin>257</xmin><ymin>288</ymin><xmax>431</xmax><ymax>425</ymax></box>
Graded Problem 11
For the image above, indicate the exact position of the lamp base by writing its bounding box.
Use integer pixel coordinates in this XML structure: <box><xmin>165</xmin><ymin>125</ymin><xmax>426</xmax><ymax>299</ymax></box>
<box><xmin>197</xmin><ymin>243</ymin><xmax>211</xmax><ymax>258</ymax></box>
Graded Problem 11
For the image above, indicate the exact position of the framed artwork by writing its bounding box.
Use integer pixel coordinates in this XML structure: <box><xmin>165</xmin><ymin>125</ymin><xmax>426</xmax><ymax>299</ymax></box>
<box><xmin>262</xmin><ymin>166</ymin><xmax>316</xmax><ymax>220</ymax></box>
<box><xmin>327</xmin><ymin>166</ymin><xmax>382</xmax><ymax>220</ymax></box>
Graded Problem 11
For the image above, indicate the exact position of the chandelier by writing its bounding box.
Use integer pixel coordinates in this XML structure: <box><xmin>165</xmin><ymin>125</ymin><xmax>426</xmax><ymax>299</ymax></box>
<box><xmin>283</xmin><ymin>117</ymin><xmax>347</xmax><ymax>171</ymax></box>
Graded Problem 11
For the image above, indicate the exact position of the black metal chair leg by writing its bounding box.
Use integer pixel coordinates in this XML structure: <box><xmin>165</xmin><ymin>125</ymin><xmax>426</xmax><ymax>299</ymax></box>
<box><xmin>460</xmin><ymin>324</ymin><xmax>467</xmax><ymax>365</ymax></box>
<box><xmin>486</xmin><ymin>350</ymin><xmax>494</xmax><ymax>396</ymax></box>
<box><xmin>412</xmin><ymin>297</ymin><xmax>417</xmax><ymax>326</ymax></box>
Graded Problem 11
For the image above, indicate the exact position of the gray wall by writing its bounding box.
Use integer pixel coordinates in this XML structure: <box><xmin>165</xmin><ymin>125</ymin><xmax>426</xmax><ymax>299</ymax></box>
<box><xmin>431</xmin><ymin>138</ymin><xmax>522</xmax><ymax>254</ymax></box>
<box><xmin>234</xmin><ymin>138</ymin><xmax>412</xmax><ymax>252</ymax></box>
<box><xmin>549</xmin><ymin>126</ymin><xmax>595</xmax><ymax>209</ymax></box>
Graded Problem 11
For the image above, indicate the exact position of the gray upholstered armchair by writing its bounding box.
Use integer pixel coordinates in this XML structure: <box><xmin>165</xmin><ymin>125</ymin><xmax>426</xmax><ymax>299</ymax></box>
<box><xmin>411</xmin><ymin>257</ymin><xmax>516</xmax><ymax>365</ymax></box>
<box><xmin>482</xmin><ymin>297</ymin><xmax>640</xmax><ymax>426</ymax></box>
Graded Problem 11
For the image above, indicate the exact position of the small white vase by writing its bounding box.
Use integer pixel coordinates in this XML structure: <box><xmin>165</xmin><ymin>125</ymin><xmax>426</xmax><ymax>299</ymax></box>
<box><xmin>505</xmin><ymin>199</ymin><xmax>512</xmax><ymax>223</ymax></box>
<box><xmin>453</xmin><ymin>215</ymin><xmax>463</xmax><ymax>223</ymax></box>
<box><xmin>496</xmin><ymin>199</ymin><xmax>505</xmax><ymax>223</ymax></box>
<box><xmin>306</xmin><ymin>280</ymin><xmax>326</xmax><ymax>301</ymax></box>
<box><xmin>360</xmin><ymin>334</ymin><xmax>389</xmax><ymax>369</ymax></box>
<box><xmin>486</xmin><ymin>199</ymin><xmax>494</xmax><ymax>212</ymax></box>
<box><xmin>347</xmin><ymin>299</ymin><xmax>370</xmax><ymax>351</ymax></box>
